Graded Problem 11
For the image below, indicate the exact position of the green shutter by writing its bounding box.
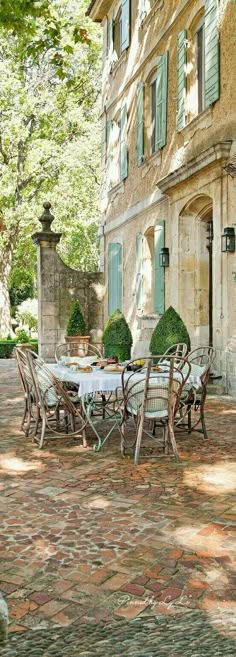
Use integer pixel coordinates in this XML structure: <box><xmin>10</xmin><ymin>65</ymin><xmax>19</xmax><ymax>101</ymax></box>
<box><xmin>108</xmin><ymin>242</ymin><xmax>122</xmax><ymax>314</ymax></box>
<box><xmin>106</xmin><ymin>119</ymin><xmax>112</xmax><ymax>162</ymax></box>
<box><xmin>136</xmin><ymin>233</ymin><xmax>143</xmax><ymax>313</ymax></box>
<box><xmin>205</xmin><ymin>0</ymin><xmax>219</xmax><ymax>107</ymax></box>
<box><xmin>155</xmin><ymin>51</ymin><xmax>168</xmax><ymax>151</ymax></box>
<box><xmin>108</xmin><ymin>19</ymin><xmax>114</xmax><ymax>52</ymax></box>
<box><xmin>121</xmin><ymin>0</ymin><xmax>130</xmax><ymax>52</ymax></box>
<box><xmin>154</xmin><ymin>222</ymin><xmax>165</xmax><ymax>314</ymax></box>
<box><xmin>120</xmin><ymin>104</ymin><xmax>128</xmax><ymax>181</ymax></box>
<box><xmin>176</xmin><ymin>30</ymin><xmax>187</xmax><ymax>132</ymax></box>
<box><xmin>136</xmin><ymin>83</ymin><xmax>144</xmax><ymax>166</ymax></box>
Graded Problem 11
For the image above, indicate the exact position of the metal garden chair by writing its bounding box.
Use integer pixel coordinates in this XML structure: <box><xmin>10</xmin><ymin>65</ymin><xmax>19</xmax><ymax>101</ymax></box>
<box><xmin>177</xmin><ymin>346</ymin><xmax>216</xmax><ymax>439</ymax></box>
<box><xmin>14</xmin><ymin>347</ymin><xmax>39</xmax><ymax>437</ymax></box>
<box><xmin>119</xmin><ymin>355</ymin><xmax>191</xmax><ymax>464</ymax></box>
<box><xmin>55</xmin><ymin>343</ymin><xmax>102</xmax><ymax>364</ymax></box>
<box><xmin>26</xmin><ymin>350</ymin><xmax>87</xmax><ymax>449</ymax></box>
<box><xmin>160</xmin><ymin>342</ymin><xmax>188</xmax><ymax>366</ymax></box>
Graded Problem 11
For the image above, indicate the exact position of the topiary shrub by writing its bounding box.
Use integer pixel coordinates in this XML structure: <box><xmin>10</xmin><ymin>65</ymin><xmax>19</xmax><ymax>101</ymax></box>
<box><xmin>16</xmin><ymin>328</ymin><xmax>30</xmax><ymax>344</ymax></box>
<box><xmin>150</xmin><ymin>306</ymin><xmax>191</xmax><ymax>355</ymax></box>
<box><xmin>67</xmin><ymin>301</ymin><xmax>86</xmax><ymax>336</ymax></box>
<box><xmin>102</xmin><ymin>309</ymin><xmax>133</xmax><ymax>362</ymax></box>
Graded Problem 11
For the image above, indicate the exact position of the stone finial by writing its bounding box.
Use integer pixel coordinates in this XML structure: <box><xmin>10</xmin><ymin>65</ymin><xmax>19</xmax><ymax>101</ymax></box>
<box><xmin>39</xmin><ymin>202</ymin><xmax>55</xmax><ymax>233</ymax></box>
<box><xmin>31</xmin><ymin>201</ymin><xmax>62</xmax><ymax>247</ymax></box>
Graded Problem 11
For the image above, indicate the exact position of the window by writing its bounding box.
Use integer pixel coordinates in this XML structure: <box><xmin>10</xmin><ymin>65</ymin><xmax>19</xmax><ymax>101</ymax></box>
<box><xmin>136</xmin><ymin>222</ymin><xmax>165</xmax><ymax>316</ymax></box>
<box><xmin>107</xmin><ymin>105</ymin><xmax>128</xmax><ymax>187</ymax></box>
<box><xmin>176</xmin><ymin>0</ymin><xmax>219</xmax><ymax>131</ymax></box>
<box><xmin>108</xmin><ymin>0</ymin><xmax>130</xmax><ymax>63</ymax></box>
<box><xmin>148</xmin><ymin>53</ymin><xmax>168</xmax><ymax>155</ymax></box>
<box><xmin>108</xmin><ymin>242</ymin><xmax>122</xmax><ymax>314</ymax></box>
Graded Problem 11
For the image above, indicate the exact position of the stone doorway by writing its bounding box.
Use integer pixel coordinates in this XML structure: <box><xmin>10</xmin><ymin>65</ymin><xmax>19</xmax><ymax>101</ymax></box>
<box><xmin>179</xmin><ymin>195</ymin><xmax>213</xmax><ymax>346</ymax></box>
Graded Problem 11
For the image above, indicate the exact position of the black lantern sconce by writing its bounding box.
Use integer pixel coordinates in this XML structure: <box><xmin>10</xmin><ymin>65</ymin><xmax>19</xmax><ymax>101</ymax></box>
<box><xmin>221</xmin><ymin>227</ymin><xmax>235</xmax><ymax>253</ymax></box>
<box><xmin>159</xmin><ymin>247</ymin><xmax>169</xmax><ymax>267</ymax></box>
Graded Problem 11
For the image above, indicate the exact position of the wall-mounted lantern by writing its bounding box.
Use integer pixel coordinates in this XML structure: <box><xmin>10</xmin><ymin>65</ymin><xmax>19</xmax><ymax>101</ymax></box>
<box><xmin>159</xmin><ymin>247</ymin><xmax>169</xmax><ymax>267</ymax></box>
<box><xmin>221</xmin><ymin>227</ymin><xmax>235</xmax><ymax>253</ymax></box>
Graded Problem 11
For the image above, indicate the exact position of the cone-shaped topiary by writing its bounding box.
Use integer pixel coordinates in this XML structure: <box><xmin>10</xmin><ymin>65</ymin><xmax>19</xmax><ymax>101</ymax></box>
<box><xmin>67</xmin><ymin>301</ymin><xmax>86</xmax><ymax>336</ymax></box>
<box><xmin>102</xmin><ymin>309</ymin><xmax>133</xmax><ymax>361</ymax></box>
<box><xmin>150</xmin><ymin>305</ymin><xmax>191</xmax><ymax>355</ymax></box>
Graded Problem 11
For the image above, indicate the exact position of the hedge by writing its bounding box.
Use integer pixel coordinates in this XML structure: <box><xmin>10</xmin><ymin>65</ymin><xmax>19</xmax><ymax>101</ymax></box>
<box><xmin>0</xmin><ymin>340</ymin><xmax>38</xmax><ymax>359</ymax></box>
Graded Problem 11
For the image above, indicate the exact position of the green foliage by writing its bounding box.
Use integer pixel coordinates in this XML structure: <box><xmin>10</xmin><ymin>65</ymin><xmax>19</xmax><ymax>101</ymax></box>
<box><xmin>149</xmin><ymin>306</ymin><xmax>191</xmax><ymax>355</ymax></box>
<box><xmin>102</xmin><ymin>310</ymin><xmax>133</xmax><ymax>361</ymax></box>
<box><xmin>67</xmin><ymin>301</ymin><xmax>86</xmax><ymax>336</ymax></box>
<box><xmin>16</xmin><ymin>299</ymin><xmax>38</xmax><ymax>332</ymax></box>
<box><xmin>9</xmin><ymin>268</ymin><xmax>35</xmax><ymax>315</ymax></box>
<box><xmin>0</xmin><ymin>338</ymin><xmax>38</xmax><ymax>358</ymax></box>
<box><xmin>16</xmin><ymin>328</ymin><xmax>30</xmax><ymax>343</ymax></box>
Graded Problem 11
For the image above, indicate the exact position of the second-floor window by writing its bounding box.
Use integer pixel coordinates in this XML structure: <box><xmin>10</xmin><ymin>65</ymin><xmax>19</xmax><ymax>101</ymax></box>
<box><xmin>150</xmin><ymin>70</ymin><xmax>157</xmax><ymax>155</ymax></box>
<box><xmin>176</xmin><ymin>0</ymin><xmax>219</xmax><ymax>131</ymax></box>
<box><xmin>108</xmin><ymin>0</ymin><xmax>130</xmax><ymax>63</ymax></box>
<box><xmin>106</xmin><ymin>105</ymin><xmax>128</xmax><ymax>186</ymax></box>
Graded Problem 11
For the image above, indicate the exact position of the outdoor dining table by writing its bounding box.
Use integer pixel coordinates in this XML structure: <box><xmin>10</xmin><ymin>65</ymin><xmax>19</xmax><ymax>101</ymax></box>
<box><xmin>47</xmin><ymin>364</ymin><xmax>202</xmax><ymax>451</ymax></box>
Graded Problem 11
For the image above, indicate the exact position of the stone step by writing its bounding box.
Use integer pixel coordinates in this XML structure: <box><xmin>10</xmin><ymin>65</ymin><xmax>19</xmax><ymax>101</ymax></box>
<box><xmin>207</xmin><ymin>381</ymin><xmax>225</xmax><ymax>395</ymax></box>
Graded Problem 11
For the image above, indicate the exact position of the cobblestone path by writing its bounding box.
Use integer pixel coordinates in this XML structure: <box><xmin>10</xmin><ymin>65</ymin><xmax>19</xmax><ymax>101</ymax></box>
<box><xmin>0</xmin><ymin>360</ymin><xmax>236</xmax><ymax>656</ymax></box>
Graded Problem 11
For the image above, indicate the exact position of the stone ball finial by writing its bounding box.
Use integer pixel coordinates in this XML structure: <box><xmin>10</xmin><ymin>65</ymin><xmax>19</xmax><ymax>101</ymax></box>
<box><xmin>39</xmin><ymin>201</ymin><xmax>55</xmax><ymax>232</ymax></box>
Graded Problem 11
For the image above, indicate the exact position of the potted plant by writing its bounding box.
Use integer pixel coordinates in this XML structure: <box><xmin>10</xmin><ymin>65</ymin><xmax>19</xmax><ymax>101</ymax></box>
<box><xmin>150</xmin><ymin>305</ymin><xmax>191</xmax><ymax>355</ymax></box>
<box><xmin>65</xmin><ymin>301</ymin><xmax>90</xmax><ymax>353</ymax></box>
<box><xmin>15</xmin><ymin>328</ymin><xmax>31</xmax><ymax>352</ymax></box>
<box><xmin>102</xmin><ymin>309</ymin><xmax>133</xmax><ymax>362</ymax></box>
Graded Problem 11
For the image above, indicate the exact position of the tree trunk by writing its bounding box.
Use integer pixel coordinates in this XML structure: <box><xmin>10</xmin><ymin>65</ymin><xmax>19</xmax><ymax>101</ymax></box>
<box><xmin>0</xmin><ymin>244</ymin><xmax>13</xmax><ymax>336</ymax></box>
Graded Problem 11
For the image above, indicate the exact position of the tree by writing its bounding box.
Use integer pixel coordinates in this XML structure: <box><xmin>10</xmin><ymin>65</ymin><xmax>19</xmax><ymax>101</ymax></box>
<box><xmin>0</xmin><ymin>0</ymin><xmax>101</xmax><ymax>335</ymax></box>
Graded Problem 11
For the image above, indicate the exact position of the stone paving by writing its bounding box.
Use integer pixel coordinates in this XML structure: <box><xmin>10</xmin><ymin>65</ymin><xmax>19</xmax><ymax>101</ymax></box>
<box><xmin>0</xmin><ymin>359</ymin><xmax>236</xmax><ymax>656</ymax></box>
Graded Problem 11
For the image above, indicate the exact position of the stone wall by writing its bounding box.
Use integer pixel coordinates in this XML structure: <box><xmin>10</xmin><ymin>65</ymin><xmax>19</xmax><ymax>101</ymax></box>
<box><xmin>32</xmin><ymin>204</ymin><xmax>105</xmax><ymax>361</ymax></box>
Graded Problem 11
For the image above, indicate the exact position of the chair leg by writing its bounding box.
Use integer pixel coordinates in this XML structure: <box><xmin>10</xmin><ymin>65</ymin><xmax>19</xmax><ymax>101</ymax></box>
<box><xmin>82</xmin><ymin>427</ymin><xmax>87</xmax><ymax>448</ymax></box>
<box><xmin>120</xmin><ymin>420</ymin><xmax>126</xmax><ymax>456</ymax></box>
<box><xmin>168</xmin><ymin>420</ymin><xmax>179</xmax><ymax>461</ymax></box>
<box><xmin>187</xmin><ymin>406</ymin><xmax>192</xmax><ymax>433</ymax></box>
<box><xmin>39</xmin><ymin>414</ymin><xmax>46</xmax><ymax>449</ymax></box>
<box><xmin>163</xmin><ymin>423</ymin><xmax>169</xmax><ymax>453</ymax></box>
<box><xmin>200</xmin><ymin>391</ymin><xmax>208</xmax><ymax>439</ymax></box>
<box><xmin>134</xmin><ymin>415</ymin><xmax>144</xmax><ymax>465</ymax></box>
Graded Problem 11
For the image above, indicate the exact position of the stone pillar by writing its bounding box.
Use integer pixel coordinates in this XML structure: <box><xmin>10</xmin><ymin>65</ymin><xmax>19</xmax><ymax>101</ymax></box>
<box><xmin>32</xmin><ymin>202</ymin><xmax>62</xmax><ymax>360</ymax></box>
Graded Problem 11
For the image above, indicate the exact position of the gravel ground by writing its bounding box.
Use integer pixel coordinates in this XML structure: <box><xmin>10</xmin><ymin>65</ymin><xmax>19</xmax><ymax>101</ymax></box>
<box><xmin>0</xmin><ymin>612</ymin><xmax>236</xmax><ymax>657</ymax></box>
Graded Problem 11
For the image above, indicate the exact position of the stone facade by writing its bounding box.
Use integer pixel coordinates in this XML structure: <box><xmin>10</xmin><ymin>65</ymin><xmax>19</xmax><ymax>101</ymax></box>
<box><xmin>32</xmin><ymin>204</ymin><xmax>105</xmax><ymax>361</ymax></box>
<box><xmin>88</xmin><ymin>0</ymin><xmax>236</xmax><ymax>393</ymax></box>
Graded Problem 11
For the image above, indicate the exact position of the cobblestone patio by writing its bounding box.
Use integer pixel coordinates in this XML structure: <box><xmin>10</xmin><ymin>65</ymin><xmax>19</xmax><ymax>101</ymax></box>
<box><xmin>0</xmin><ymin>359</ymin><xmax>236</xmax><ymax>655</ymax></box>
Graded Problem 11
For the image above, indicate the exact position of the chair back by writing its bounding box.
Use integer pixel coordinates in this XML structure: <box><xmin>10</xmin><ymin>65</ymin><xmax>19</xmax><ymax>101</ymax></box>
<box><xmin>27</xmin><ymin>350</ymin><xmax>81</xmax><ymax>416</ymax></box>
<box><xmin>187</xmin><ymin>346</ymin><xmax>216</xmax><ymax>385</ymax></box>
<box><xmin>121</xmin><ymin>356</ymin><xmax>191</xmax><ymax>420</ymax></box>
<box><xmin>55</xmin><ymin>343</ymin><xmax>102</xmax><ymax>364</ymax></box>
<box><xmin>160</xmin><ymin>343</ymin><xmax>188</xmax><ymax>368</ymax></box>
<box><xmin>15</xmin><ymin>347</ymin><xmax>37</xmax><ymax>402</ymax></box>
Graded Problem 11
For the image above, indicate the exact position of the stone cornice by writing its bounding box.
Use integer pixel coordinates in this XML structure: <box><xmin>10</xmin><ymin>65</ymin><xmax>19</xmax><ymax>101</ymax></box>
<box><xmin>157</xmin><ymin>141</ymin><xmax>232</xmax><ymax>194</ymax></box>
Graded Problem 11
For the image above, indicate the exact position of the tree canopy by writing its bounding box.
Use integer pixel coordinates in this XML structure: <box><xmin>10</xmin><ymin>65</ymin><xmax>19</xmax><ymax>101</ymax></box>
<box><xmin>0</xmin><ymin>0</ymin><xmax>102</xmax><ymax>336</ymax></box>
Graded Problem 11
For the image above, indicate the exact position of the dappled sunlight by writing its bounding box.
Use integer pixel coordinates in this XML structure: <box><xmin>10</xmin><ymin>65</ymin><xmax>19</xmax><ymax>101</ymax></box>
<box><xmin>201</xmin><ymin>601</ymin><xmax>236</xmax><ymax>640</ymax></box>
<box><xmin>166</xmin><ymin>523</ymin><xmax>224</xmax><ymax>555</ymax></box>
<box><xmin>183</xmin><ymin>461</ymin><xmax>236</xmax><ymax>495</ymax></box>
<box><xmin>87</xmin><ymin>496</ymin><xmax>112</xmax><ymax>509</ymax></box>
<box><xmin>0</xmin><ymin>453</ymin><xmax>45</xmax><ymax>475</ymax></box>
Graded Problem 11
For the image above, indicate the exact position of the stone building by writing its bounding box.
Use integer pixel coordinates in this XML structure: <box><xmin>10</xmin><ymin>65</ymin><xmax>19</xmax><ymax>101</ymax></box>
<box><xmin>87</xmin><ymin>0</ymin><xmax>236</xmax><ymax>393</ymax></box>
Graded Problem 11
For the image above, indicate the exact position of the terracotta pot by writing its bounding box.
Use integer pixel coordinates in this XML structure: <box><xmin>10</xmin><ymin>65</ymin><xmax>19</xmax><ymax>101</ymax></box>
<box><xmin>65</xmin><ymin>335</ymin><xmax>90</xmax><ymax>356</ymax></box>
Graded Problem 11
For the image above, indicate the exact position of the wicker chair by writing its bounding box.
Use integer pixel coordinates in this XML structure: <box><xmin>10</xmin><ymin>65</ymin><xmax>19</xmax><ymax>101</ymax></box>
<box><xmin>160</xmin><ymin>342</ymin><xmax>188</xmax><ymax>363</ymax></box>
<box><xmin>177</xmin><ymin>346</ymin><xmax>216</xmax><ymax>439</ymax></box>
<box><xmin>55</xmin><ymin>343</ymin><xmax>102</xmax><ymax>364</ymax></box>
<box><xmin>27</xmin><ymin>350</ymin><xmax>87</xmax><ymax>449</ymax></box>
<box><xmin>119</xmin><ymin>355</ymin><xmax>190</xmax><ymax>464</ymax></box>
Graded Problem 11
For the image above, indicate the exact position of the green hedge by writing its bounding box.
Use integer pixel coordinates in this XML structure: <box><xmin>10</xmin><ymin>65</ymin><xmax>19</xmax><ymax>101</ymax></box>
<box><xmin>0</xmin><ymin>340</ymin><xmax>38</xmax><ymax>359</ymax></box>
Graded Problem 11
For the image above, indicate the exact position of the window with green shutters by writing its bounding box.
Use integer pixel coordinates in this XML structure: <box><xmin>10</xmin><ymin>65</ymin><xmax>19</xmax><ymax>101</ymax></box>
<box><xmin>108</xmin><ymin>242</ymin><xmax>122</xmax><ymax>314</ymax></box>
<box><xmin>154</xmin><ymin>222</ymin><xmax>165</xmax><ymax>315</ymax></box>
<box><xmin>176</xmin><ymin>1</ymin><xmax>219</xmax><ymax>130</ymax></box>
<box><xmin>136</xmin><ymin>233</ymin><xmax>143</xmax><ymax>313</ymax></box>
<box><xmin>121</xmin><ymin>0</ymin><xmax>130</xmax><ymax>52</ymax></box>
<box><xmin>136</xmin><ymin>83</ymin><xmax>144</xmax><ymax>166</ymax></box>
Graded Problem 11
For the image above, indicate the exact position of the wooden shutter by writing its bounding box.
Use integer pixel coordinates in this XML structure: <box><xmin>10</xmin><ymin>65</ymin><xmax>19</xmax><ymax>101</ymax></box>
<box><xmin>108</xmin><ymin>242</ymin><xmax>122</xmax><ymax>314</ymax></box>
<box><xmin>120</xmin><ymin>104</ymin><xmax>128</xmax><ymax>181</ymax></box>
<box><xmin>121</xmin><ymin>0</ymin><xmax>130</xmax><ymax>52</ymax></box>
<box><xmin>205</xmin><ymin>0</ymin><xmax>219</xmax><ymax>107</ymax></box>
<box><xmin>155</xmin><ymin>51</ymin><xmax>168</xmax><ymax>151</ymax></box>
<box><xmin>136</xmin><ymin>233</ymin><xmax>143</xmax><ymax>313</ymax></box>
<box><xmin>154</xmin><ymin>222</ymin><xmax>165</xmax><ymax>315</ymax></box>
<box><xmin>176</xmin><ymin>30</ymin><xmax>187</xmax><ymax>132</ymax></box>
<box><xmin>108</xmin><ymin>19</ymin><xmax>114</xmax><ymax>53</ymax></box>
<box><xmin>136</xmin><ymin>83</ymin><xmax>144</xmax><ymax>166</ymax></box>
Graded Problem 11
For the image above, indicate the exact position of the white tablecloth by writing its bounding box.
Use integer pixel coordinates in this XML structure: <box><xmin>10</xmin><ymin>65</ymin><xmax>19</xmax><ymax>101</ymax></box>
<box><xmin>47</xmin><ymin>364</ymin><xmax>201</xmax><ymax>398</ymax></box>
